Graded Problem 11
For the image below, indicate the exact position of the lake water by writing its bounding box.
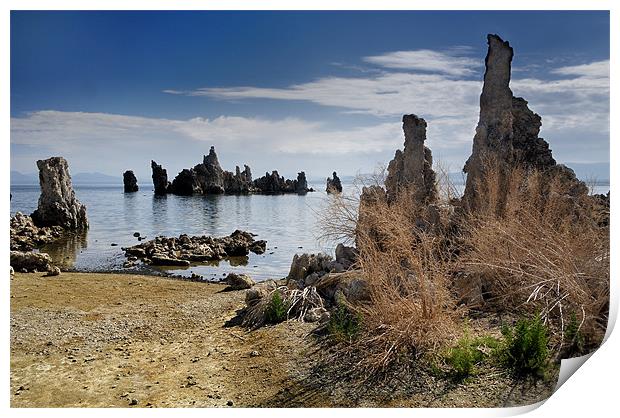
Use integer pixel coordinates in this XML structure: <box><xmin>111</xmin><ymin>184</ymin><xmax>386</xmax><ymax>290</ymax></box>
<box><xmin>10</xmin><ymin>181</ymin><xmax>609</xmax><ymax>281</ymax></box>
<box><xmin>10</xmin><ymin>182</ymin><xmax>341</xmax><ymax>281</ymax></box>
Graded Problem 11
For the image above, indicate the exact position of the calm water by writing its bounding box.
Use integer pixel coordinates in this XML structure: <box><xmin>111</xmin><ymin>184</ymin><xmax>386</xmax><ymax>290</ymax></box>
<box><xmin>10</xmin><ymin>181</ymin><xmax>609</xmax><ymax>281</ymax></box>
<box><xmin>10</xmin><ymin>182</ymin><xmax>340</xmax><ymax>281</ymax></box>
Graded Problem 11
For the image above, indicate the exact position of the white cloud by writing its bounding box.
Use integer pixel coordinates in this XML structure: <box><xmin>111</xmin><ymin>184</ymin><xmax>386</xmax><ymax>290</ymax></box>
<box><xmin>11</xmin><ymin>111</ymin><xmax>405</xmax><ymax>155</ymax></box>
<box><xmin>170</xmin><ymin>73</ymin><xmax>483</xmax><ymax>120</ymax></box>
<box><xmin>551</xmin><ymin>60</ymin><xmax>609</xmax><ymax>78</ymax></box>
<box><xmin>363</xmin><ymin>49</ymin><xmax>480</xmax><ymax>76</ymax></box>
<box><xmin>511</xmin><ymin>60</ymin><xmax>609</xmax><ymax>134</ymax></box>
<box><xmin>164</xmin><ymin>56</ymin><xmax>609</xmax><ymax>150</ymax></box>
<box><xmin>11</xmin><ymin>111</ymin><xmax>407</xmax><ymax>178</ymax></box>
<box><xmin>13</xmin><ymin>48</ymin><xmax>609</xmax><ymax>179</ymax></box>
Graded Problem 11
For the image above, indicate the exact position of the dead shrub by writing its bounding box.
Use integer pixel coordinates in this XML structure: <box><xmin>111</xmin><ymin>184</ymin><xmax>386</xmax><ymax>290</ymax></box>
<box><xmin>337</xmin><ymin>185</ymin><xmax>460</xmax><ymax>375</ymax></box>
<box><xmin>242</xmin><ymin>286</ymin><xmax>324</xmax><ymax>329</ymax></box>
<box><xmin>461</xmin><ymin>164</ymin><xmax>609</xmax><ymax>350</ymax></box>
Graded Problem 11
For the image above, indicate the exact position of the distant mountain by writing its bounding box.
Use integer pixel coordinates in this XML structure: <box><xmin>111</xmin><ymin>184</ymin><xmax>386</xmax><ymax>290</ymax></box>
<box><xmin>72</xmin><ymin>172</ymin><xmax>120</xmax><ymax>184</ymax></box>
<box><xmin>10</xmin><ymin>171</ymin><xmax>38</xmax><ymax>185</ymax></box>
<box><xmin>10</xmin><ymin>170</ymin><xmax>121</xmax><ymax>185</ymax></box>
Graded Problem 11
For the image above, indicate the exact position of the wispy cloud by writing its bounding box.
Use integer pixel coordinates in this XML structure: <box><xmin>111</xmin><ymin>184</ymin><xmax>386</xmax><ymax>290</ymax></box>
<box><xmin>11</xmin><ymin>111</ymin><xmax>403</xmax><ymax>154</ymax></box>
<box><xmin>551</xmin><ymin>60</ymin><xmax>609</xmax><ymax>78</ymax></box>
<box><xmin>512</xmin><ymin>60</ymin><xmax>609</xmax><ymax>132</ymax></box>
<box><xmin>11</xmin><ymin>111</ymin><xmax>407</xmax><ymax>177</ymax></box>
<box><xmin>166</xmin><ymin>73</ymin><xmax>483</xmax><ymax>119</ymax></box>
<box><xmin>363</xmin><ymin>49</ymin><xmax>480</xmax><ymax>76</ymax></box>
<box><xmin>13</xmin><ymin>51</ymin><xmax>609</xmax><ymax>178</ymax></box>
<box><xmin>164</xmin><ymin>57</ymin><xmax>609</xmax><ymax>145</ymax></box>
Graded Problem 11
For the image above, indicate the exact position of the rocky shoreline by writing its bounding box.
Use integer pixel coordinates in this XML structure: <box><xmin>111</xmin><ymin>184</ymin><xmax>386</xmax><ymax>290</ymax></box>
<box><xmin>121</xmin><ymin>230</ymin><xmax>267</xmax><ymax>268</ymax></box>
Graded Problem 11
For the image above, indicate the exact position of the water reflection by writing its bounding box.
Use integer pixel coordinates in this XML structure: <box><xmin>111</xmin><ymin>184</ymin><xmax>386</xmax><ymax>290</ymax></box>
<box><xmin>39</xmin><ymin>230</ymin><xmax>88</xmax><ymax>269</ymax></box>
<box><xmin>123</xmin><ymin>191</ymin><xmax>138</xmax><ymax>227</ymax></box>
<box><xmin>152</xmin><ymin>194</ymin><xmax>169</xmax><ymax>235</ymax></box>
<box><xmin>201</xmin><ymin>195</ymin><xmax>220</xmax><ymax>234</ymax></box>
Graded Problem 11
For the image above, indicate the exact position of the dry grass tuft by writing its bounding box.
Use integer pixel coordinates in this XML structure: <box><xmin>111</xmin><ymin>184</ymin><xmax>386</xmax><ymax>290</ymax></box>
<box><xmin>461</xmin><ymin>164</ymin><xmax>609</xmax><ymax>349</ymax></box>
<box><xmin>338</xmin><ymin>183</ymin><xmax>460</xmax><ymax>375</ymax></box>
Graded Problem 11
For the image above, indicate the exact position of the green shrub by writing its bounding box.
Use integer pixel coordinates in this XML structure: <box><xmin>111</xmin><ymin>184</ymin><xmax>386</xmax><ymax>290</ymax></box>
<box><xmin>328</xmin><ymin>302</ymin><xmax>362</xmax><ymax>342</ymax></box>
<box><xmin>563</xmin><ymin>312</ymin><xmax>585</xmax><ymax>357</ymax></box>
<box><xmin>445</xmin><ymin>333</ymin><xmax>500</xmax><ymax>378</ymax></box>
<box><xmin>264</xmin><ymin>291</ymin><xmax>289</xmax><ymax>324</ymax></box>
<box><xmin>500</xmin><ymin>314</ymin><xmax>549</xmax><ymax>376</ymax></box>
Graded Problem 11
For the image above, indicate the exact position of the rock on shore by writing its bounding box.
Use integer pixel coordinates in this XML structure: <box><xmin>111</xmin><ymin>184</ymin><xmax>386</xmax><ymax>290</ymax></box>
<box><xmin>10</xmin><ymin>212</ymin><xmax>64</xmax><ymax>251</ymax></box>
<box><xmin>122</xmin><ymin>230</ymin><xmax>267</xmax><ymax>266</ymax></box>
<box><xmin>226</xmin><ymin>273</ymin><xmax>256</xmax><ymax>290</ymax></box>
<box><xmin>10</xmin><ymin>251</ymin><xmax>54</xmax><ymax>273</ymax></box>
<box><xmin>30</xmin><ymin>157</ymin><xmax>88</xmax><ymax>230</ymax></box>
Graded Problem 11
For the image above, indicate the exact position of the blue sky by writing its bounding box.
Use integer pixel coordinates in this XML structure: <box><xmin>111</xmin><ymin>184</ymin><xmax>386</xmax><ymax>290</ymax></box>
<box><xmin>10</xmin><ymin>11</ymin><xmax>610</xmax><ymax>181</ymax></box>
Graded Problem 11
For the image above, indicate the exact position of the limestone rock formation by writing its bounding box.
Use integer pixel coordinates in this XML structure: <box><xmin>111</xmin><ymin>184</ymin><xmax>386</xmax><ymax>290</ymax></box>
<box><xmin>462</xmin><ymin>34</ymin><xmax>587</xmax><ymax>211</ymax></box>
<box><xmin>10</xmin><ymin>212</ymin><xmax>64</xmax><ymax>251</ymax></box>
<box><xmin>385</xmin><ymin>114</ymin><xmax>437</xmax><ymax>204</ymax></box>
<box><xmin>170</xmin><ymin>168</ymin><xmax>201</xmax><ymax>196</ymax></box>
<box><xmin>253</xmin><ymin>171</ymin><xmax>285</xmax><ymax>193</ymax></box>
<box><xmin>10</xmin><ymin>250</ymin><xmax>54</xmax><ymax>273</ymax></box>
<box><xmin>295</xmin><ymin>172</ymin><xmax>310</xmax><ymax>194</ymax></box>
<box><xmin>151</xmin><ymin>160</ymin><xmax>170</xmax><ymax>195</ymax></box>
<box><xmin>165</xmin><ymin>146</ymin><xmax>312</xmax><ymax>196</ymax></box>
<box><xmin>252</xmin><ymin>170</ymin><xmax>310</xmax><ymax>194</ymax></box>
<box><xmin>223</xmin><ymin>165</ymin><xmax>253</xmax><ymax>194</ymax></box>
<box><xmin>335</xmin><ymin>243</ymin><xmax>358</xmax><ymax>269</ymax></box>
<box><xmin>198</xmin><ymin>146</ymin><xmax>226</xmax><ymax>194</ymax></box>
<box><xmin>123</xmin><ymin>170</ymin><xmax>139</xmax><ymax>193</ymax></box>
<box><xmin>356</xmin><ymin>185</ymin><xmax>387</xmax><ymax>245</ymax></box>
<box><xmin>326</xmin><ymin>171</ymin><xmax>343</xmax><ymax>193</ymax></box>
<box><xmin>287</xmin><ymin>253</ymin><xmax>334</xmax><ymax>284</ymax></box>
<box><xmin>30</xmin><ymin>157</ymin><xmax>88</xmax><ymax>230</ymax></box>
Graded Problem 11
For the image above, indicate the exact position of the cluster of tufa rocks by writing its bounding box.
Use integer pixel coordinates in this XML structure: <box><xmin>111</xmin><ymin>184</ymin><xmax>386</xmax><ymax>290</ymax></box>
<box><xmin>150</xmin><ymin>146</ymin><xmax>314</xmax><ymax>196</ymax></box>
<box><xmin>289</xmin><ymin>246</ymin><xmax>367</xmax><ymax>303</ymax></box>
<box><xmin>122</xmin><ymin>230</ymin><xmax>267</xmax><ymax>267</ymax></box>
<box><xmin>353</xmin><ymin>34</ymin><xmax>607</xmax><ymax>308</ymax></box>
<box><xmin>10</xmin><ymin>156</ymin><xmax>88</xmax><ymax>275</ymax></box>
<box><xmin>10</xmin><ymin>212</ymin><xmax>64</xmax><ymax>251</ymax></box>
<box><xmin>241</xmin><ymin>243</ymin><xmax>365</xmax><ymax>324</ymax></box>
<box><xmin>10</xmin><ymin>251</ymin><xmax>60</xmax><ymax>275</ymax></box>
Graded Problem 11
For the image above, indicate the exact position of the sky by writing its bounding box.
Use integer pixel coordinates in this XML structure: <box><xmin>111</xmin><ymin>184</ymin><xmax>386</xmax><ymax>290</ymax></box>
<box><xmin>10</xmin><ymin>11</ymin><xmax>610</xmax><ymax>182</ymax></box>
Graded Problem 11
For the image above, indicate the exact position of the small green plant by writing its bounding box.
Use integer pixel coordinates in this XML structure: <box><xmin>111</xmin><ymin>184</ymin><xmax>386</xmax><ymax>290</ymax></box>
<box><xmin>328</xmin><ymin>302</ymin><xmax>362</xmax><ymax>342</ymax></box>
<box><xmin>500</xmin><ymin>314</ymin><xmax>549</xmax><ymax>376</ymax></box>
<box><xmin>264</xmin><ymin>291</ymin><xmax>288</xmax><ymax>324</ymax></box>
<box><xmin>563</xmin><ymin>312</ymin><xmax>585</xmax><ymax>357</ymax></box>
<box><xmin>444</xmin><ymin>332</ymin><xmax>500</xmax><ymax>378</ymax></box>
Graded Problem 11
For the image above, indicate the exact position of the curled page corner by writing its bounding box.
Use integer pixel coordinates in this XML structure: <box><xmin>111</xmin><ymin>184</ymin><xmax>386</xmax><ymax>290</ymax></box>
<box><xmin>502</xmin><ymin>399</ymin><xmax>547</xmax><ymax>416</ymax></box>
<box><xmin>553</xmin><ymin>294</ymin><xmax>617</xmax><ymax>393</ymax></box>
<box><xmin>555</xmin><ymin>353</ymin><xmax>593</xmax><ymax>391</ymax></box>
